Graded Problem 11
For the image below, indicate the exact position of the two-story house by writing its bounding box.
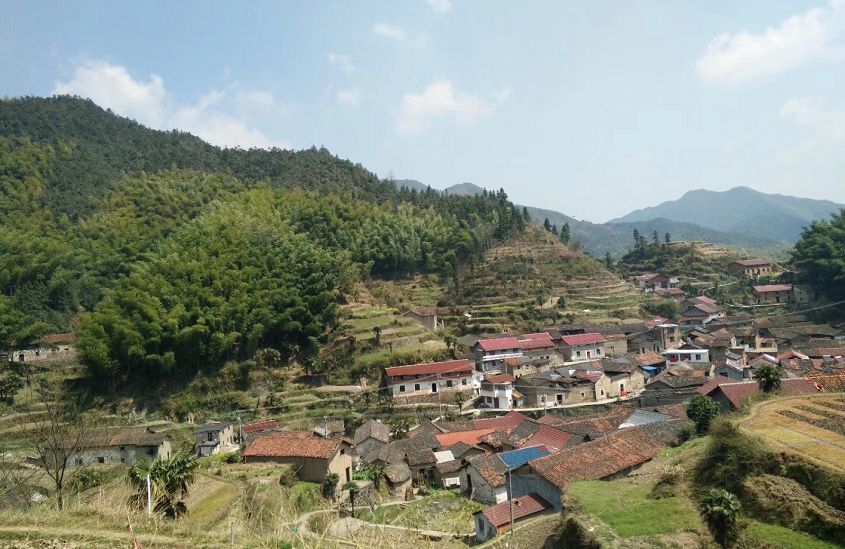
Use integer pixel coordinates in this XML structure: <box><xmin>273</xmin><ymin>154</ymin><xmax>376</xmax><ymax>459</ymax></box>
<box><xmin>386</xmin><ymin>359</ymin><xmax>478</xmax><ymax>397</ymax></box>
<box><xmin>473</xmin><ymin>338</ymin><xmax>523</xmax><ymax>373</ymax></box>
<box><xmin>559</xmin><ymin>333</ymin><xmax>606</xmax><ymax>362</ymax></box>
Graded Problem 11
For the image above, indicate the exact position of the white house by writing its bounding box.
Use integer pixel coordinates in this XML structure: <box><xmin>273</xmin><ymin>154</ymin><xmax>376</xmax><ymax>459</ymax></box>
<box><xmin>385</xmin><ymin>359</ymin><xmax>479</xmax><ymax>397</ymax></box>
<box><xmin>663</xmin><ymin>344</ymin><xmax>710</xmax><ymax>365</ymax></box>
<box><xmin>559</xmin><ymin>333</ymin><xmax>606</xmax><ymax>362</ymax></box>
<box><xmin>479</xmin><ymin>374</ymin><xmax>520</xmax><ymax>410</ymax></box>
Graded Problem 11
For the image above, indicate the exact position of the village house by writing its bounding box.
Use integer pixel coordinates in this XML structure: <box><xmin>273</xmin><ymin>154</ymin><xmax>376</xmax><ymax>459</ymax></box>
<box><xmin>640</xmin><ymin>364</ymin><xmax>708</xmax><ymax>406</ymax></box>
<box><xmin>595</xmin><ymin>358</ymin><xmax>647</xmax><ymax>398</ymax></box>
<box><xmin>752</xmin><ymin>284</ymin><xmax>793</xmax><ymax>305</ymax></box>
<box><xmin>680</xmin><ymin>296</ymin><xmax>724</xmax><ymax>327</ymax></box>
<box><xmin>385</xmin><ymin>359</ymin><xmax>478</xmax><ymax>397</ymax></box>
<box><xmin>401</xmin><ymin>308</ymin><xmax>442</xmax><ymax>331</ymax></box>
<box><xmin>728</xmin><ymin>259</ymin><xmax>773</xmax><ymax>278</ymax></box>
<box><xmin>697</xmin><ymin>377</ymin><xmax>819</xmax><ymax>412</ymax></box>
<box><xmin>511</xmin><ymin>427</ymin><xmax>663</xmax><ymax>511</ymax></box>
<box><xmin>242</xmin><ymin>431</ymin><xmax>353</xmax><ymax>490</ymax></box>
<box><xmin>627</xmin><ymin>323</ymin><xmax>680</xmax><ymax>355</ymax></box>
<box><xmin>352</xmin><ymin>420</ymin><xmax>390</xmax><ymax>463</ymax></box>
<box><xmin>474</xmin><ymin>494</ymin><xmax>552</xmax><ymax>542</ymax></box>
<box><xmin>514</xmin><ymin>369</ymin><xmax>601</xmax><ymax>407</ymax></box>
<box><xmin>663</xmin><ymin>343</ymin><xmax>710</xmax><ymax>365</ymax></box>
<box><xmin>384</xmin><ymin>463</ymin><xmax>413</xmax><ymax>499</ymax></box>
<box><xmin>195</xmin><ymin>422</ymin><xmax>238</xmax><ymax>457</ymax></box>
<box><xmin>713</xmin><ymin>353</ymin><xmax>749</xmax><ymax>380</ymax></box>
<box><xmin>65</xmin><ymin>427</ymin><xmax>172</xmax><ymax>467</ymax></box>
<box><xmin>654</xmin><ymin>287</ymin><xmax>687</xmax><ymax>301</ymax></box>
<box><xmin>629</xmin><ymin>273</ymin><xmax>678</xmax><ymax>292</ymax></box>
<box><xmin>603</xmin><ymin>333</ymin><xmax>628</xmax><ymax>356</ymax></box>
<box><xmin>241</xmin><ymin>420</ymin><xmax>279</xmax><ymax>443</ymax></box>
<box><xmin>518</xmin><ymin>332</ymin><xmax>556</xmax><ymax>361</ymax></box>
<box><xmin>792</xmin><ymin>285</ymin><xmax>816</xmax><ymax>305</ymax></box>
<box><xmin>464</xmin><ymin>446</ymin><xmax>551</xmax><ymax>505</ymax></box>
<box><xmin>479</xmin><ymin>374</ymin><xmax>523</xmax><ymax>410</ymax></box>
<box><xmin>474</xmin><ymin>338</ymin><xmax>523</xmax><ymax>373</ymax></box>
<box><xmin>559</xmin><ymin>333</ymin><xmax>606</xmax><ymax>362</ymax></box>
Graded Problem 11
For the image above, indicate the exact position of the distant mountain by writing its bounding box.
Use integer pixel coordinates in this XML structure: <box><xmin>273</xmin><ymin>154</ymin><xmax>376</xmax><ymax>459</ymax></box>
<box><xmin>611</xmin><ymin>186</ymin><xmax>844</xmax><ymax>242</ymax></box>
<box><xmin>394</xmin><ymin>179</ymin><xmax>430</xmax><ymax>193</ymax></box>
<box><xmin>444</xmin><ymin>182</ymin><xmax>486</xmax><ymax>196</ymax></box>
<box><xmin>391</xmin><ymin>179</ymin><xmax>787</xmax><ymax>258</ymax></box>
<box><xmin>524</xmin><ymin>206</ymin><xmax>785</xmax><ymax>258</ymax></box>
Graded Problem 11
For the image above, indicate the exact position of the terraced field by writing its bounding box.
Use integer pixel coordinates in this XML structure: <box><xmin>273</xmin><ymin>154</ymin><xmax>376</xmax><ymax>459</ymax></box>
<box><xmin>740</xmin><ymin>394</ymin><xmax>845</xmax><ymax>473</ymax></box>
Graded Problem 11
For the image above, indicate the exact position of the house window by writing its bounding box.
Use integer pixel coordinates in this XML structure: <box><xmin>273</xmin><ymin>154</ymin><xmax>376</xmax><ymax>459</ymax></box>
<box><xmin>431</xmin><ymin>383</ymin><xmax>438</xmax><ymax>393</ymax></box>
<box><xmin>97</xmin><ymin>457</ymin><xmax>105</xmax><ymax>464</ymax></box>
<box><xmin>447</xmin><ymin>380</ymin><xmax>453</xmax><ymax>388</ymax></box>
<box><xmin>414</xmin><ymin>383</ymin><xmax>421</xmax><ymax>391</ymax></box>
<box><xmin>695</xmin><ymin>354</ymin><xmax>701</xmax><ymax>361</ymax></box>
<box><xmin>148</xmin><ymin>448</ymin><xmax>155</xmax><ymax>456</ymax></box>
<box><xmin>207</xmin><ymin>432</ymin><xmax>213</xmax><ymax>442</ymax></box>
<box><xmin>340</xmin><ymin>448</ymin><xmax>345</xmax><ymax>455</ymax></box>
<box><xmin>399</xmin><ymin>385</ymin><xmax>406</xmax><ymax>393</ymax></box>
<box><xmin>556</xmin><ymin>394</ymin><xmax>563</xmax><ymax>404</ymax></box>
<box><xmin>580</xmin><ymin>392</ymin><xmax>585</xmax><ymax>397</ymax></box>
<box><xmin>576</xmin><ymin>350</ymin><xmax>581</xmax><ymax>357</ymax></box>
<box><xmin>75</xmin><ymin>457</ymin><xmax>83</xmax><ymax>466</ymax></box>
<box><xmin>462</xmin><ymin>378</ymin><xmax>467</xmax><ymax>385</ymax></box>
<box><xmin>596</xmin><ymin>348</ymin><xmax>602</xmax><ymax>355</ymax></box>
<box><xmin>600</xmin><ymin>389</ymin><xmax>604</xmax><ymax>396</ymax></box>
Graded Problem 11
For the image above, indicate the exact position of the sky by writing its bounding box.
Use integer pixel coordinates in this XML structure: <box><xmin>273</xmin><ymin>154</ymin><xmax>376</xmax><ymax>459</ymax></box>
<box><xmin>2</xmin><ymin>0</ymin><xmax>844</xmax><ymax>222</ymax></box>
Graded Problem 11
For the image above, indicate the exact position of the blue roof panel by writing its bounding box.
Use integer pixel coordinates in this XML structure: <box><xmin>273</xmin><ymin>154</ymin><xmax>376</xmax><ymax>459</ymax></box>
<box><xmin>499</xmin><ymin>446</ymin><xmax>552</xmax><ymax>470</ymax></box>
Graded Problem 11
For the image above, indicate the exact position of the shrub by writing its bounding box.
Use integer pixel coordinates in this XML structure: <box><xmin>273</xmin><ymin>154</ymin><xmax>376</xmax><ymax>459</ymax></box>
<box><xmin>279</xmin><ymin>466</ymin><xmax>298</xmax><ymax>488</ymax></box>
<box><xmin>694</xmin><ymin>420</ymin><xmax>780</xmax><ymax>494</ymax></box>
<box><xmin>292</xmin><ymin>482</ymin><xmax>322</xmax><ymax>513</ymax></box>
<box><xmin>650</xmin><ymin>465</ymin><xmax>683</xmax><ymax>499</ymax></box>
<box><xmin>687</xmin><ymin>394</ymin><xmax>720</xmax><ymax>435</ymax></box>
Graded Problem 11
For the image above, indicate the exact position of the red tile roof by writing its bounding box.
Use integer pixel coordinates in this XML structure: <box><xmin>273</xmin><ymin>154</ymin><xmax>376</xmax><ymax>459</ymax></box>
<box><xmin>486</xmin><ymin>374</ymin><xmax>515</xmax><ymax>384</ymax></box>
<box><xmin>806</xmin><ymin>373</ymin><xmax>845</xmax><ymax>392</ymax></box>
<box><xmin>701</xmin><ymin>378</ymin><xmax>820</xmax><ymax>410</ymax></box>
<box><xmin>777</xmin><ymin>349</ymin><xmax>809</xmax><ymax>362</ymax></box>
<box><xmin>561</xmin><ymin>333</ymin><xmax>606</xmax><ymax>346</ymax></box>
<box><xmin>519</xmin><ymin>425</ymin><xmax>574</xmax><ymax>453</ymax></box>
<box><xmin>435</xmin><ymin>428</ymin><xmax>495</xmax><ymax>448</ymax></box>
<box><xmin>753</xmin><ymin>284</ymin><xmax>793</xmax><ymax>293</ymax></box>
<box><xmin>734</xmin><ymin>259</ymin><xmax>770</xmax><ymax>267</ymax></box>
<box><xmin>519</xmin><ymin>335</ymin><xmax>555</xmax><ymax>350</ymax></box>
<box><xmin>477</xmin><ymin>337</ymin><xmax>521</xmax><ymax>352</ymax></box>
<box><xmin>696</xmin><ymin>377</ymin><xmax>742</xmax><ymax>396</ymax></box>
<box><xmin>529</xmin><ymin>427</ymin><xmax>661</xmax><ymax>488</ymax></box>
<box><xmin>480</xmin><ymin>494</ymin><xmax>551</xmax><ymax>529</ymax></box>
<box><xmin>521</xmin><ymin>332</ymin><xmax>552</xmax><ymax>341</ymax></box>
<box><xmin>242</xmin><ymin>431</ymin><xmax>342</xmax><ymax>459</ymax></box>
<box><xmin>810</xmin><ymin>348</ymin><xmax>845</xmax><ymax>358</ymax></box>
<box><xmin>474</xmin><ymin>411</ymin><xmax>531</xmax><ymax>431</ymax></box>
<box><xmin>243</xmin><ymin>420</ymin><xmax>279</xmax><ymax>433</ymax></box>
<box><xmin>385</xmin><ymin>359</ymin><xmax>474</xmax><ymax>379</ymax></box>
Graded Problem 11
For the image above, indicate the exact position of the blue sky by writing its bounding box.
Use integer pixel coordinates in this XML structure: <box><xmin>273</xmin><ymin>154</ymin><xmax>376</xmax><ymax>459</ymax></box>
<box><xmin>2</xmin><ymin>0</ymin><xmax>844</xmax><ymax>221</ymax></box>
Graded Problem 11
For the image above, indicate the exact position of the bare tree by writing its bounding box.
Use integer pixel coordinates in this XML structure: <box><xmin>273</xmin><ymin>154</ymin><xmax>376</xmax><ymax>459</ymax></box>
<box><xmin>21</xmin><ymin>383</ymin><xmax>95</xmax><ymax>510</ymax></box>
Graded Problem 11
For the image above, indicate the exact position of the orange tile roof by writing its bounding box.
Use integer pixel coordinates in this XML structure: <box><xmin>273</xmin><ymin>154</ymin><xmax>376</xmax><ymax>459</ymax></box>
<box><xmin>435</xmin><ymin>428</ymin><xmax>495</xmax><ymax>448</ymax></box>
<box><xmin>385</xmin><ymin>359</ymin><xmax>474</xmax><ymax>379</ymax></box>
<box><xmin>529</xmin><ymin>427</ymin><xmax>661</xmax><ymax>488</ymax></box>
<box><xmin>242</xmin><ymin>431</ymin><xmax>341</xmax><ymax>459</ymax></box>
<box><xmin>519</xmin><ymin>425</ymin><xmax>573</xmax><ymax>453</ymax></box>
<box><xmin>480</xmin><ymin>494</ymin><xmax>551</xmax><ymax>529</ymax></box>
<box><xmin>474</xmin><ymin>411</ymin><xmax>531</xmax><ymax>430</ymax></box>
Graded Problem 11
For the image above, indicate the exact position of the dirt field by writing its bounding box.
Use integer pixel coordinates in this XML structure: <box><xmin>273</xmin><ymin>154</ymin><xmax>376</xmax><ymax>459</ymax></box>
<box><xmin>739</xmin><ymin>393</ymin><xmax>845</xmax><ymax>473</ymax></box>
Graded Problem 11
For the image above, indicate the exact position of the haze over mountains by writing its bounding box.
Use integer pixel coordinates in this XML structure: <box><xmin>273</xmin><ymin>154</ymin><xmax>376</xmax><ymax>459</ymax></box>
<box><xmin>393</xmin><ymin>180</ymin><xmax>842</xmax><ymax>258</ymax></box>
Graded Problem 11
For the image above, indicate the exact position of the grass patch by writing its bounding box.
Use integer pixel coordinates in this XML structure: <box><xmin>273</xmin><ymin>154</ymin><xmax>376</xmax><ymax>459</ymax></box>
<box><xmin>745</xmin><ymin>521</ymin><xmax>843</xmax><ymax>549</ymax></box>
<box><xmin>567</xmin><ymin>480</ymin><xmax>702</xmax><ymax>537</ymax></box>
<box><xmin>360</xmin><ymin>489</ymin><xmax>483</xmax><ymax>534</ymax></box>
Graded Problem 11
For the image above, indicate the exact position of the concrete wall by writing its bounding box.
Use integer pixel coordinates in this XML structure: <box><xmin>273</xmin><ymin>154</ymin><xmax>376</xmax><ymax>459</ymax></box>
<box><xmin>604</xmin><ymin>338</ymin><xmax>628</xmax><ymax>357</ymax></box>
<box><xmin>562</xmin><ymin>343</ymin><xmax>605</xmax><ymax>362</ymax></box>
<box><xmin>466</xmin><ymin>464</ymin><xmax>508</xmax><ymax>505</ymax></box>
<box><xmin>67</xmin><ymin>440</ymin><xmax>171</xmax><ymax>467</ymax></box>
<box><xmin>244</xmin><ymin>448</ymin><xmax>353</xmax><ymax>489</ymax></box>
<box><xmin>391</xmin><ymin>374</ymin><xmax>474</xmax><ymax>396</ymax></box>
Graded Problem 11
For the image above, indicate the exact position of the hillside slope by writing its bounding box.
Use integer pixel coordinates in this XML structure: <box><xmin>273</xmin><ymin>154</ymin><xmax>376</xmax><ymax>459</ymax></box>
<box><xmin>611</xmin><ymin>186</ymin><xmax>843</xmax><ymax>242</ymax></box>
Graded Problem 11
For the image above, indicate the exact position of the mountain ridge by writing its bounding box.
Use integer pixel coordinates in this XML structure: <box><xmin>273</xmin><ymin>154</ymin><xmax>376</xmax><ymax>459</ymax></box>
<box><xmin>610</xmin><ymin>186</ymin><xmax>843</xmax><ymax>242</ymax></box>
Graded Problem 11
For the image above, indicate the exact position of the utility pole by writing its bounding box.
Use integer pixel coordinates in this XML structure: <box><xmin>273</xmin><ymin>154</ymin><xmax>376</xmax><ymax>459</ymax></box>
<box><xmin>508</xmin><ymin>467</ymin><xmax>515</xmax><ymax>546</ymax></box>
<box><xmin>146</xmin><ymin>474</ymin><xmax>152</xmax><ymax>516</ymax></box>
<box><xmin>324</xmin><ymin>416</ymin><xmax>328</xmax><ymax>438</ymax></box>
<box><xmin>237</xmin><ymin>413</ymin><xmax>243</xmax><ymax>445</ymax></box>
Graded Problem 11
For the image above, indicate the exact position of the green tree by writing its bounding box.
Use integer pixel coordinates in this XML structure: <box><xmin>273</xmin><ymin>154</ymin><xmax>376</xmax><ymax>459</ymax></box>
<box><xmin>754</xmin><ymin>363</ymin><xmax>782</xmax><ymax>393</ymax></box>
<box><xmin>664</xmin><ymin>232</ymin><xmax>671</xmax><ymax>244</ymax></box>
<box><xmin>521</xmin><ymin>206</ymin><xmax>530</xmax><ymax>222</ymax></box>
<box><xmin>543</xmin><ymin>218</ymin><xmax>552</xmax><ymax>232</ymax></box>
<box><xmin>652</xmin><ymin>230</ymin><xmax>659</xmax><ymax>245</ymax></box>
<box><xmin>700</xmin><ymin>488</ymin><xmax>742</xmax><ymax>548</ymax></box>
<box><xmin>0</xmin><ymin>371</ymin><xmax>24</xmax><ymax>403</ymax></box>
<box><xmin>632</xmin><ymin>228</ymin><xmax>640</xmax><ymax>248</ymax></box>
<box><xmin>454</xmin><ymin>391</ymin><xmax>467</xmax><ymax>409</ymax></box>
<box><xmin>128</xmin><ymin>451</ymin><xmax>198</xmax><ymax>518</ymax></box>
<box><xmin>791</xmin><ymin>209</ymin><xmax>845</xmax><ymax>300</ymax></box>
<box><xmin>372</xmin><ymin>326</ymin><xmax>382</xmax><ymax>347</ymax></box>
<box><xmin>560</xmin><ymin>223</ymin><xmax>571</xmax><ymax>245</ymax></box>
<box><xmin>687</xmin><ymin>394</ymin><xmax>720</xmax><ymax>435</ymax></box>
<box><xmin>322</xmin><ymin>472</ymin><xmax>340</xmax><ymax>499</ymax></box>
<box><xmin>604</xmin><ymin>252</ymin><xmax>614</xmax><ymax>270</ymax></box>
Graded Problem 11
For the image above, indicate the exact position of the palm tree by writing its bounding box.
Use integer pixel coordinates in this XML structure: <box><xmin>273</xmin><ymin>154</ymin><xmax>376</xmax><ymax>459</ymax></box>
<box><xmin>128</xmin><ymin>451</ymin><xmax>198</xmax><ymax>518</ymax></box>
<box><xmin>755</xmin><ymin>363</ymin><xmax>782</xmax><ymax>393</ymax></box>
<box><xmin>700</xmin><ymin>488</ymin><xmax>742</xmax><ymax>548</ymax></box>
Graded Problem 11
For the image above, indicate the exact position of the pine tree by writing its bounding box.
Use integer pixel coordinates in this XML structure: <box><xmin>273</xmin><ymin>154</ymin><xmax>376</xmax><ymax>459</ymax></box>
<box><xmin>561</xmin><ymin>223</ymin><xmax>571</xmax><ymax>244</ymax></box>
<box><xmin>664</xmin><ymin>232</ymin><xmax>671</xmax><ymax>244</ymax></box>
<box><xmin>543</xmin><ymin>218</ymin><xmax>552</xmax><ymax>232</ymax></box>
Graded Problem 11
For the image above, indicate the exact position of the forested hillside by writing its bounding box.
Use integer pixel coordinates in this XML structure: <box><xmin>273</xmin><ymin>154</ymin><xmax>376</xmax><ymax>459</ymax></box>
<box><xmin>0</xmin><ymin>96</ymin><xmax>526</xmax><ymax>388</ymax></box>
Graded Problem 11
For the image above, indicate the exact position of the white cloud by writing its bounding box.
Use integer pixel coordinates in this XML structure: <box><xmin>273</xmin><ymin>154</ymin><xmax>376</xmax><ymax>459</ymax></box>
<box><xmin>54</xmin><ymin>60</ymin><xmax>168</xmax><ymax>127</ymax></box>
<box><xmin>54</xmin><ymin>60</ymin><xmax>289</xmax><ymax>149</ymax></box>
<box><xmin>373</xmin><ymin>22</ymin><xmax>407</xmax><ymax>41</ymax></box>
<box><xmin>328</xmin><ymin>53</ymin><xmax>354</xmax><ymax>74</ymax></box>
<box><xmin>425</xmin><ymin>0</ymin><xmax>452</xmax><ymax>14</ymax></box>
<box><xmin>695</xmin><ymin>1</ymin><xmax>844</xmax><ymax>84</ymax></box>
<box><xmin>780</xmin><ymin>96</ymin><xmax>845</xmax><ymax>145</ymax></box>
<box><xmin>336</xmin><ymin>88</ymin><xmax>361</xmax><ymax>107</ymax></box>
<box><xmin>396</xmin><ymin>80</ymin><xmax>506</xmax><ymax>135</ymax></box>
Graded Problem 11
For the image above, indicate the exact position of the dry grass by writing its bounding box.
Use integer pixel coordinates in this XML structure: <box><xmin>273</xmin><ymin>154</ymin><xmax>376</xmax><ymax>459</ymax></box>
<box><xmin>739</xmin><ymin>394</ymin><xmax>845</xmax><ymax>473</ymax></box>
